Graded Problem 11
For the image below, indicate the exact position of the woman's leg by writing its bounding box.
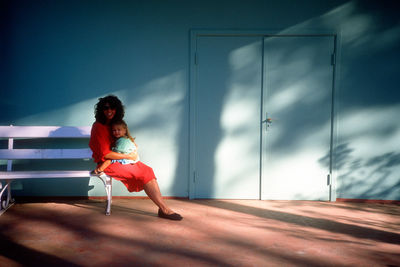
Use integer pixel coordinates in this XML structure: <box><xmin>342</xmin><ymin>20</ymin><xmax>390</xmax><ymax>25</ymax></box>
<box><xmin>144</xmin><ymin>179</ymin><xmax>174</xmax><ymax>215</ymax></box>
<box><xmin>105</xmin><ymin>162</ymin><xmax>180</xmax><ymax>216</ymax></box>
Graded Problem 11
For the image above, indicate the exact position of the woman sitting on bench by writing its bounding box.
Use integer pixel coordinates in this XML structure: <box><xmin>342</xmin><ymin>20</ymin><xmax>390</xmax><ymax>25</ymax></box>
<box><xmin>89</xmin><ymin>95</ymin><xmax>182</xmax><ymax>221</ymax></box>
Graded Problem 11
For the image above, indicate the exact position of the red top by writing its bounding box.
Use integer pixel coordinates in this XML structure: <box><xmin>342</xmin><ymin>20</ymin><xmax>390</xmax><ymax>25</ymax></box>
<box><xmin>89</xmin><ymin>122</ymin><xmax>113</xmax><ymax>163</ymax></box>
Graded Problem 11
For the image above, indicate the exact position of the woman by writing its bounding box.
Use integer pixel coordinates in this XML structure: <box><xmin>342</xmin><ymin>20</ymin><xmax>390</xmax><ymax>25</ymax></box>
<box><xmin>89</xmin><ymin>95</ymin><xmax>182</xmax><ymax>220</ymax></box>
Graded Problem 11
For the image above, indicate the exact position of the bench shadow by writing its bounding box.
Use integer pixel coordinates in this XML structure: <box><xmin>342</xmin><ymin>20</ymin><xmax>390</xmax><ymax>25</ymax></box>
<box><xmin>71</xmin><ymin>200</ymin><xmax>157</xmax><ymax>217</ymax></box>
<box><xmin>0</xmin><ymin>206</ymin><xmax>233</xmax><ymax>267</ymax></box>
<box><xmin>13</xmin><ymin>197</ymin><xmax>157</xmax><ymax>217</ymax></box>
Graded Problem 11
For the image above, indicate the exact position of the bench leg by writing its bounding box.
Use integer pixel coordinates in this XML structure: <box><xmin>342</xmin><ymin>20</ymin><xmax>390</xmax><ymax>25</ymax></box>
<box><xmin>0</xmin><ymin>180</ymin><xmax>14</xmax><ymax>216</ymax></box>
<box><xmin>91</xmin><ymin>174</ymin><xmax>113</xmax><ymax>216</ymax></box>
<box><xmin>104</xmin><ymin>175</ymin><xmax>112</xmax><ymax>216</ymax></box>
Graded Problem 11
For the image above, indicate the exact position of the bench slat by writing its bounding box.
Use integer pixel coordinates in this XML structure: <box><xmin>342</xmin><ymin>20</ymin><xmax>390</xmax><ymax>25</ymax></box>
<box><xmin>0</xmin><ymin>170</ymin><xmax>92</xmax><ymax>179</ymax></box>
<box><xmin>0</xmin><ymin>126</ymin><xmax>91</xmax><ymax>138</ymax></box>
<box><xmin>0</xmin><ymin>148</ymin><xmax>93</xmax><ymax>159</ymax></box>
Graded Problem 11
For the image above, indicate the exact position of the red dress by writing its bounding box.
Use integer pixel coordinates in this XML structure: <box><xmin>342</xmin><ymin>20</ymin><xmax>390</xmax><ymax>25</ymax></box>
<box><xmin>89</xmin><ymin>122</ymin><xmax>155</xmax><ymax>192</ymax></box>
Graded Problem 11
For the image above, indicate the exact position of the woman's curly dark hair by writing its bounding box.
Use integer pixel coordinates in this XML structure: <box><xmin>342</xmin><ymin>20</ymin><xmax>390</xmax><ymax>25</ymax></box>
<box><xmin>94</xmin><ymin>95</ymin><xmax>125</xmax><ymax>124</ymax></box>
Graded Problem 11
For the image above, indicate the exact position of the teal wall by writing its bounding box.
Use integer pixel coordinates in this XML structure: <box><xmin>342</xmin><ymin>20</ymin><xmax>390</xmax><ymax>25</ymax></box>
<box><xmin>1</xmin><ymin>0</ymin><xmax>399</xmax><ymax>200</ymax></box>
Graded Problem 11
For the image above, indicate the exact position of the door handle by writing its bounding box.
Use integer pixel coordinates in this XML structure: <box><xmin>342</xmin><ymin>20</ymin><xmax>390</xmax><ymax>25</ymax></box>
<box><xmin>262</xmin><ymin>112</ymin><xmax>273</xmax><ymax>131</ymax></box>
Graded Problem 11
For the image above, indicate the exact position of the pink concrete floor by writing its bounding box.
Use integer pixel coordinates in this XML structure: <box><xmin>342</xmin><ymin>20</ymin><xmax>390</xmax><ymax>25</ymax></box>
<box><xmin>0</xmin><ymin>199</ymin><xmax>399</xmax><ymax>267</ymax></box>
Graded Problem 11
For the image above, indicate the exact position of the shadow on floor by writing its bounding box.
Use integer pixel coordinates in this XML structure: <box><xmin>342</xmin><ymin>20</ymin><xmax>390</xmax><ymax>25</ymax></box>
<box><xmin>189</xmin><ymin>200</ymin><xmax>400</xmax><ymax>245</ymax></box>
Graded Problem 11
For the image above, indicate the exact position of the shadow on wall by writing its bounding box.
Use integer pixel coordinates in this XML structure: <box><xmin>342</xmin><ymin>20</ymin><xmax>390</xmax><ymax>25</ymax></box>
<box><xmin>337</xmin><ymin>2</ymin><xmax>400</xmax><ymax>200</ymax></box>
<box><xmin>320</xmin><ymin>143</ymin><xmax>400</xmax><ymax>200</ymax></box>
<box><xmin>332</xmin><ymin>102</ymin><xmax>400</xmax><ymax>200</ymax></box>
<box><xmin>290</xmin><ymin>0</ymin><xmax>400</xmax><ymax>200</ymax></box>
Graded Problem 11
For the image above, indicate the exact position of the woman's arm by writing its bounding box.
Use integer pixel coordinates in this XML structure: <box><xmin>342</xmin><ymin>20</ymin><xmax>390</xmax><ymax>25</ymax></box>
<box><xmin>104</xmin><ymin>151</ymin><xmax>138</xmax><ymax>161</ymax></box>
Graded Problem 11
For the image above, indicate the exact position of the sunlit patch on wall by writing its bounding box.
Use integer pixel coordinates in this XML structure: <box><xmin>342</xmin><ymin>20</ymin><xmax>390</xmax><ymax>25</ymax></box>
<box><xmin>122</xmin><ymin>70</ymin><xmax>186</xmax><ymax>193</ymax></box>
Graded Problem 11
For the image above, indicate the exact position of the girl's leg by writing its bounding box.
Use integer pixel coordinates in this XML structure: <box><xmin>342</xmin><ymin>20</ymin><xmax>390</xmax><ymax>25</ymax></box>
<box><xmin>144</xmin><ymin>179</ymin><xmax>174</xmax><ymax>215</ymax></box>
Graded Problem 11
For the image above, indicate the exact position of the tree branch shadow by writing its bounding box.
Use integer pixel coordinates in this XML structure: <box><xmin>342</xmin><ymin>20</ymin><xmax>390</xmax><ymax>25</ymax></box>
<box><xmin>192</xmin><ymin>200</ymin><xmax>400</xmax><ymax>245</ymax></box>
<box><xmin>0</xmin><ymin>234</ymin><xmax>81</xmax><ymax>267</ymax></box>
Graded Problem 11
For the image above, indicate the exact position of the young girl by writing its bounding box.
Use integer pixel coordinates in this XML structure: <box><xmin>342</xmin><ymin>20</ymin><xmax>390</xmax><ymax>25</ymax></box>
<box><xmin>91</xmin><ymin>120</ymin><xmax>139</xmax><ymax>175</ymax></box>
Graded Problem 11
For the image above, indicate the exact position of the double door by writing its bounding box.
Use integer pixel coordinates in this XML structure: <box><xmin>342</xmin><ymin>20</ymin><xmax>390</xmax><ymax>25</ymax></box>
<box><xmin>191</xmin><ymin>34</ymin><xmax>335</xmax><ymax>200</ymax></box>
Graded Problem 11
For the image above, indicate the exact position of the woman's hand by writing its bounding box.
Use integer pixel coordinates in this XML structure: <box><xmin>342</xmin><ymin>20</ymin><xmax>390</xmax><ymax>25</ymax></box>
<box><xmin>127</xmin><ymin>151</ymin><xmax>139</xmax><ymax>161</ymax></box>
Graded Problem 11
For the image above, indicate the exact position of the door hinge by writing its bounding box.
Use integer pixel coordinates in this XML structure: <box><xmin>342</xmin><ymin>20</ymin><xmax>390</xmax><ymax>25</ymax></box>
<box><xmin>193</xmin><ymin>171</ymin><xmax>197</xmax><ymax>183</ymax></box>
<box><xmin>327</xmin><ymin>174</ymin><xmax>331</xmax><ymax>185</ymax></box>
<box><xmin>331</xmin><ymin>53</ymin><xmax>336</xmax><ymax>66</ymax></box>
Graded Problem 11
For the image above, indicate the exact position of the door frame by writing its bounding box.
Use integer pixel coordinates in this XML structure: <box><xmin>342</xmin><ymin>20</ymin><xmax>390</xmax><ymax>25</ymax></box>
<box><xmin>189</xmin><ymin>30</ymin><xmax>340</xmax><ymax>200</ymax></box>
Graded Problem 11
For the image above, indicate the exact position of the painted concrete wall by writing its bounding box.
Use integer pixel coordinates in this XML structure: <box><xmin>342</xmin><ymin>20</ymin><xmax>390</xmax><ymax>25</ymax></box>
<box><xmin>1</xmin><ymin>0</ymin><xmax>399</xmax><ymax>200</ymax></box>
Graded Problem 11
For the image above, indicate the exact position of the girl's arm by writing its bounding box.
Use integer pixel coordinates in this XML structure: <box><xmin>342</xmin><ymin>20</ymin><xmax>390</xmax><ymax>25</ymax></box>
<box><xmin>96</xmin><ymin>160</ymin><xmax>112</xmax><ymax>173</ymax></box>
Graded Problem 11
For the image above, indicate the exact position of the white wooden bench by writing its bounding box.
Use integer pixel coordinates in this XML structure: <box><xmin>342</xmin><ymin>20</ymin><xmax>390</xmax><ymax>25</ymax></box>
<box><xmin>0</xmin><ymin>126</ymin><xmax>112</xmax><ymax>216</ymax></box>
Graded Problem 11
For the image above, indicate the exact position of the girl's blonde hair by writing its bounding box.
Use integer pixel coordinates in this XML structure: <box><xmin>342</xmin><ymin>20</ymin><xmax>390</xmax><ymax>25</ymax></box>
<box><xmin>111</xmin><ymin>120</ymin><xmax>135</xmax><ymax>143</ymax></box>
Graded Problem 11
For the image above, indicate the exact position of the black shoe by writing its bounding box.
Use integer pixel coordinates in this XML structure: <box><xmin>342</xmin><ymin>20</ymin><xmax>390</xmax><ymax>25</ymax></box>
<box><xmin>158</xmin><ymin>209</ymin><xmax>183</xmax><ymax>221</ymax></box>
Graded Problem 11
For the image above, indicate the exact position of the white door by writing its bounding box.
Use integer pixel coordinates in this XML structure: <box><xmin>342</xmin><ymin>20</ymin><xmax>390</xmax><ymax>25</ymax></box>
<box><xmin>262</xmin><ymin>36</ymin><xmax>335</xmax><ymax>200</ymax></box>
<box><xmin>193</xmin><ymin>36</ymin><xmax>262</xmax><ymax>199</ymax></box>
<box><xmin>191</xmin><ymin>33</ymin><xmax>335</xmax><ymax>200</ymax></box>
